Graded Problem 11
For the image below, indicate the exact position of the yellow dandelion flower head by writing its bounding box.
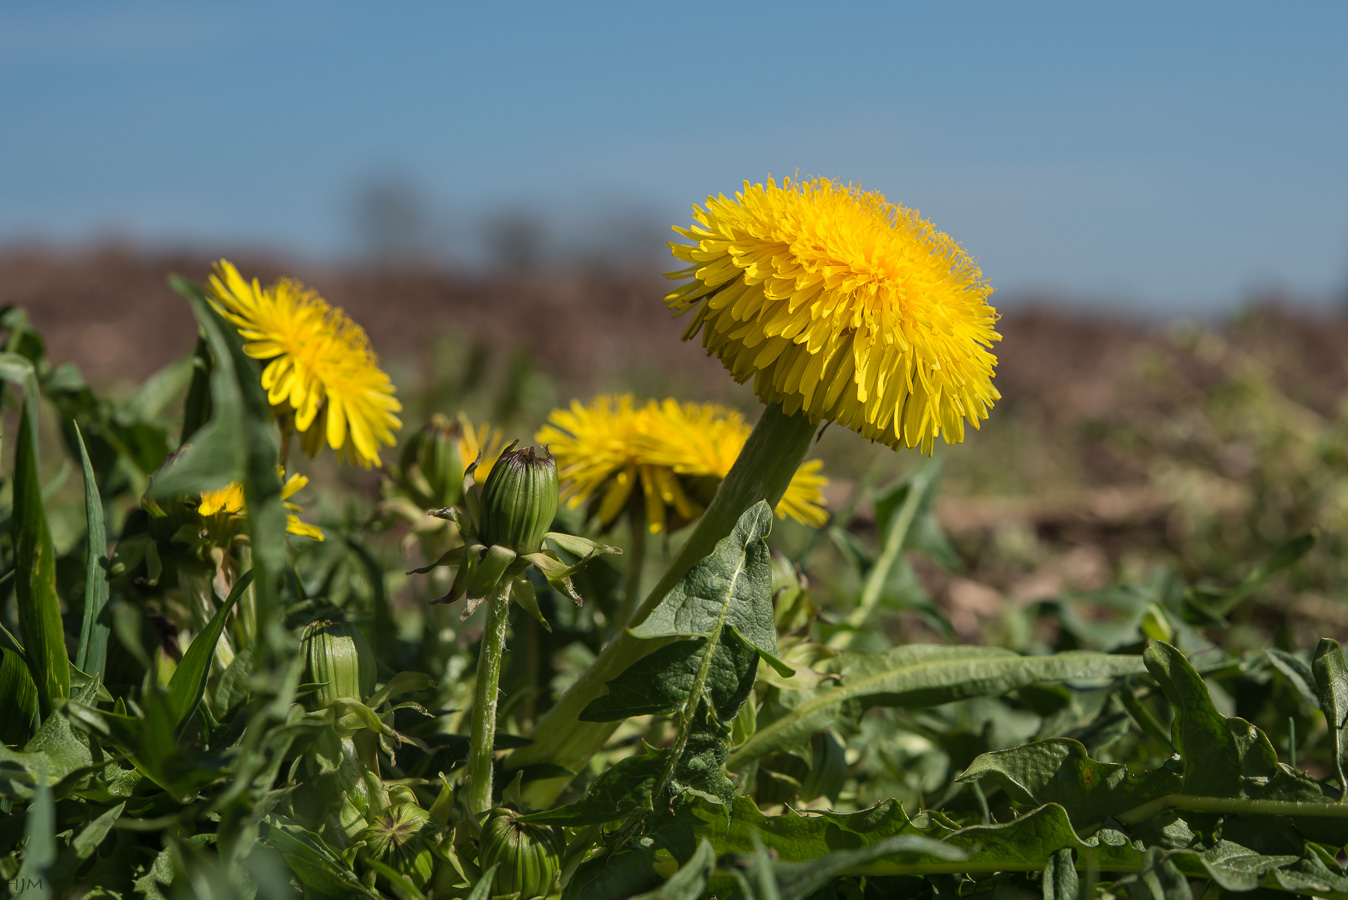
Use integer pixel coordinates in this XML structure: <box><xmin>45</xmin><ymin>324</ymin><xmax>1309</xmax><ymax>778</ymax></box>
<box><xmin>666</xmin><ymin>177</ymin><xmax>1001</xmax><ymax>454</ymax></box>
<box><xmin>207</xmin><ymin>260</ymin><xmax>403</xmax><ymax>469</ymax></box>
<box><xmin>196</xmin><ymin>468</ymin><xmax>324</xmax><ymax>541</ymax></box>
<box><xmin>537</xmin><ymin>393</ymin><xmax>828</xmax><ymax>534</ymax></box>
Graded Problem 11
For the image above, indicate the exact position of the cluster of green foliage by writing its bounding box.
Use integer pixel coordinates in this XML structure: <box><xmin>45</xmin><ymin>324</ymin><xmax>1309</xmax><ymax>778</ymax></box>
<box><xmin>4</xmin><ymin>286</ymin><xmax>1348</xmax><ymax>900</ymax></box>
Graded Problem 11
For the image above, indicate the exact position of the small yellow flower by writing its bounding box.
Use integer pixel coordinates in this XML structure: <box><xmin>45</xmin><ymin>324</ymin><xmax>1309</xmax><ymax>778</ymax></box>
<box><xmin>196</xmin><ymin>468</ymin><xmax>324</xmax><ymax>541</ymax></box>
<box><xmin>666</xmin><ymin>177</ymin><xmax>1000</xmax><ymax>454</ymax></box>
<box><xmin>537</xmin><ymin>394</ymin><xmax>828</xmax><ymax>534</ymax></box>
<box><xmin>207</xmin><ymin>260</ymin><xmax>402</xmax><ymax>468</ymax></box>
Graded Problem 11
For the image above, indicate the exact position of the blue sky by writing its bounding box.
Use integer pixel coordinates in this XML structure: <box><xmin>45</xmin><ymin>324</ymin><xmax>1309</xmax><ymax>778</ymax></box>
<box><xmin>3</xmin><ymin>1</ymin><xmax>1346</xmax><ymax>313</ymax></box>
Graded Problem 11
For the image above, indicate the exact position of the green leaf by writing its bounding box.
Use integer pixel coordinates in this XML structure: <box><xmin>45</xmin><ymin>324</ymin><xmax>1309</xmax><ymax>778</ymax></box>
<box><xmin>167</xmin><ymin>571</ymin><xmax>253</xmax><ymax>736</ymax></box>
<box><xmin>1044</xmin><ymin>847</ymin><xmax>1078</xmax><ymax>900</ymax></box>
<box><xmin>0</xmin><ymin>647</ymin><xmax>39</xmax><ymax>746</ymax></box>
<box><xmin>1143</xmin><ymin>640</ymin><xmax>1321</xmax><ymax>801</ymax></box>
<box><xmin>1200</xmin><ymin>533</ymin><xmax>1316</xmax><ymax>619</ymax></box>
<box><xmin>628</xmin><ymin>839</ymin><xmax>716</xmax><ymax>900</ymax></box>
<box><xmin>958</xmin><ymin>738</ymin><xmax>1181</xmax><ymax>827</ymax></box>
<box><xmin>266</xmin><ymin>819</ymin><xmax>381</xmax><ymax>898</ymax></box>
<box><xmin>1268</xmin><ymin>647</ymin><xmax>1320</xmax><ymax>707</ymax></box>
<box><xmin>581</xmin><ymin>633</ymin><xmax>757</xmax><ymax>723</ymax></box>
<box><xmin>152</xmin><ymin>278</ymin><xmax>285</xmax><ymax>640</ymax></box>
<box><xmin>180</xmin><ymin>335</ymin><xmax>213</xmax><ymax>444</ymax></box>
<box><xmin>521</xmin><ymin>748</ymin><xmax>668</xmax><ymax>826</ymax></box>
<box><xmin>841</xmin><ymin>458</ymin><xmax>943</xmax><ymax>632</ymax></box>
<box><xmin>73</xmin><ymin>424</ymin><xmax>111</xmax><ymax>680</ymax></box>
<box><xmin>630</xmin><ymin>501</ymin><xmax>790</xmax><ymax>677</ymax></box>
<box><xmin>731</xmin><ymin>833</ymin><xmax>965</xmax><ymax>900</ymax></box>
<box><xmin>729</xmin><ymin>645</ymin><xmax>1147</xmax><ymax>769</ymax></box>
<box><xmin>1313</xmin><ymin>638</ymin><xmax>1348</xmax><ymax>798</ymax></box>
<box><xmin>13</xmin><ymin>395</ymin><xmax>70</xmax><ymax>720</ymax></box>
<box><xmin>71</xmin><ymin>801</ymin><xmax>125</xmax><ymax>860</ymax></box>
<box><xmin>16</xmin><ymin>777</ymin><xmax>55</xmax><ymax>890</ymax></box>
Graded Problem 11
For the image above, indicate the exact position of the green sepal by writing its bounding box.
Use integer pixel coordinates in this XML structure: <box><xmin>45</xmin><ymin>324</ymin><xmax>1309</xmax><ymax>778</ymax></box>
<box><xmin>462</xmin><ymin>544</ymin><xmax>519</xmax><ymax>619</ymax></box>
<box><xmin>544</xmin><ymin>532</ymin><xmax>622</xmax><ymax>561</ymax></box>
<box><xmin>462</xmin><ymin>455</ymin><xmax>484</xmax><ymax>524</ymax></box>
<box><xmin>406</xmin><ymin>545</ymin><xmax>464</xmax><ymax>576</ymax></box>
<box><xmin>511</xmin><ymin>576</ymin><xmax>552</xmax><ymax>633</ymax></box>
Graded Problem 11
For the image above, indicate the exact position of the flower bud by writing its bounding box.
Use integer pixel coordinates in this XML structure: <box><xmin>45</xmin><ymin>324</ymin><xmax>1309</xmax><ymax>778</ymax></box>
<box><xmin>398</xmin><ymin>413</ymin><xmax>468</xmax><ymax>508</ymax></box>
<box><xmin>478</xmin><ymin>807</ymin><xmax>563</xmax><ymax>900</ymax></box>
<box><xmin>478</xmin><ymin>444</ymin><xmax>558</xmax><ymax>556</ymax></box>
<box><xmin>361</xmin><ymin>803</ymin><xmax>436</xmax><ymax>890</ymax></box>
<box><xmin>302</xmin><ymin>619</ymin><xmax>376</xmax><ymax>708</ymax></box>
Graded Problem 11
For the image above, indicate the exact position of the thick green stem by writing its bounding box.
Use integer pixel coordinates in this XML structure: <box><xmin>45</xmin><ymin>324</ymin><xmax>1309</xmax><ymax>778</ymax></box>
<box><xmin>466</xmin><ymin>580</ymin><xmax>513</xmax><ymax>817</ymax></box>
<box><xmin>507</xmin><ymin>403</ymin><xmax>818</xmax><ymax>807</ymax></box>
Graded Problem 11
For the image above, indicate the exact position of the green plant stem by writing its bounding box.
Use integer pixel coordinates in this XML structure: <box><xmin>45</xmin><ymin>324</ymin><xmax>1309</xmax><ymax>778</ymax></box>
<box><xmin>507</xmin><ymin>402</ymin><xmax>818</xmax><ymax>807</ymax></box>
<box><xmin>831</xmin><ymin>462</ymin><xmax>933</xmax><ymax>647</ymax></box>
<box><xmin>613</xmin><ymin>516</ymin><xmax>647</xmax><ymax>635</ymax></box>
<box><xmin>1114</xmin><ymin>793</ymin><xmax>1348</xmax><ymax>825</ymax></box>
<box><xmin>466</xmin><ymin>579</ymin><xmax>513</xmax><ymax>817</ymax></box>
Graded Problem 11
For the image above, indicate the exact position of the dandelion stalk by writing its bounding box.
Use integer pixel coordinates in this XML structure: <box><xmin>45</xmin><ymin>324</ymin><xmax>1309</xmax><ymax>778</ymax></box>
<box><xmin>466</xmin><ymin>579</ymin><xmax>513</xmax><ymax>817</ymax></box>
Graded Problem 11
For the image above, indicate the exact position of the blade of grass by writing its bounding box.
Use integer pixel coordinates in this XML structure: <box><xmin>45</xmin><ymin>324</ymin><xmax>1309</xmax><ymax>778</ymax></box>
<box><xmin>14</xmin><ymin>395</ymin><xmax>70</xmax><ymax>720</ymax></box>
<box><xmin>15</xmin><ymin>777</ymin><xmax>55</xmax><ymax>889</ymax></box>
<box><xmin>74</xmin><ymin>423</ymin><xmax>111</xmax><ymax>679</ymax></box>
<box><xmin>167</xmin><ymin>570</ymin><xmax>254</xmax><ymax>737</ymax></box>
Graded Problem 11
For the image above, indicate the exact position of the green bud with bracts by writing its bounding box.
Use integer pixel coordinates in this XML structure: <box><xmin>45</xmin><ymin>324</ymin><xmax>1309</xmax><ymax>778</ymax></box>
<box><xmin>410</xmin><ymin>440</ymin><xmax>620</xmax><ymax>630</ymax></box>
<box><xmin>480</xmin><ymin>444</ymin><xmax>559</xmax><ymax>556</ymax></box>
<box><xmin>395</xmin><ymin>413</ymin><xmax>469</xmax><ymax>510</ymax></box>
<box><xmin>478</xmin><ymin>807</ymin><xmax>563</xmax><ymax>900</ymax></box>
<box><xmin>302</xmin><ymin>618</ymin><xmax>377</xmax><ymax>709</ymax></box>
<box><xmin>360</xmin><ymin>802</ymin><xmax>438</xmax><ymax>891</ymax></box>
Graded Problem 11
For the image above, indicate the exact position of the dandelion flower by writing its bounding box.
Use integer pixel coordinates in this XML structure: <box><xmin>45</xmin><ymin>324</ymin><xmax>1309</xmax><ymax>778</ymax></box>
<box><xmin>196</xmin><ymin>468</ymin><xmax>324</xmax><ymax>542</ymax></box>
<box><xmin>666</xmin><ymin>177</ymin><xmax>1000</xmax><ymax>454</ymax></box>
<box><xmin>537</xmin><ymin>394</ymin><xmax>827</xmax><ymax>534</ymax></box>
<box><xmin>207</xmin><ymin>260</ymin><xmax>402</xmax><ymax>468</ymax></box>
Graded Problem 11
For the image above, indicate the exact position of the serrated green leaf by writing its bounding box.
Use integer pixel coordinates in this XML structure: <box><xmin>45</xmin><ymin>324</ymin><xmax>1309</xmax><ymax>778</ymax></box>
<box><xmin>1314</xmin><ymin>638</ymin><xmax>1348</xmax><ymax>797</ymax></box>
<box><xmin>73</xmin><ymin>424</ymin><xmax>111</xmax><ymax>680</ymax></box>
<box><xmin>1144</xmin><ymin>640</ymin><xmax>1321</xmax><ymax>801</ymax></box>
<box><xmin>630</xmin><ymin>501</ymin><xmax>789</xmax><ymax>677</ymax></box>
<box><xmin>581</xmin><ymin>633</ymin><xmax>756</xmax><ymax>723</ymax></box>
<box><xmin>958</xmin><ymin>738</ymin><xmax>1181</xmax><ymax>827</ymax></box>
<box><xmin>167</xmin><ymin>570</ymin><xmax>252</xmax><ymax>736</ymax></box>
<box><xmin>730</xmin><ymin>646</ymin><xmax>1146</xmax><ymax>769</ymax></box>
<box><xmin>522</xmin><ymin>748</ymin><xmax>669</xmax><ymax>826</ymax></box>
